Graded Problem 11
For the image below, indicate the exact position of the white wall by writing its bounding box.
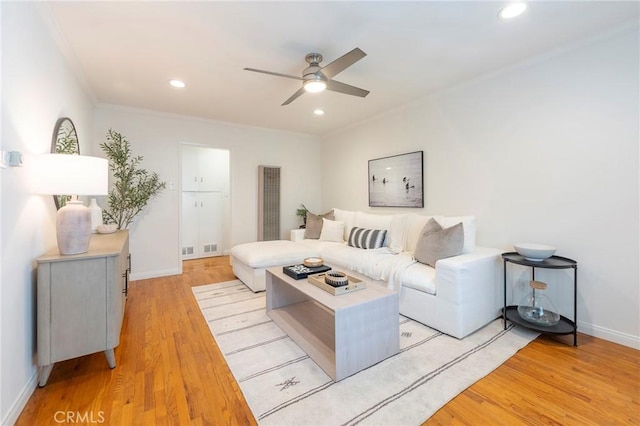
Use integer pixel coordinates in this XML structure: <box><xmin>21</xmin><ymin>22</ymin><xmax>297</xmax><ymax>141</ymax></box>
<box><xmin>0</xmin><ymin>3</ymin><xmax>96</xmax><ymax>423</ymax></box>
<box><xmin>94</xmin><ymin>106</ymin><xmax>322</xmax><ymax>280</ymax></box>
<box><xmin>321</xmin><ymin>24</ymin><xmax>639</xmax><ymax>348</ymax></box>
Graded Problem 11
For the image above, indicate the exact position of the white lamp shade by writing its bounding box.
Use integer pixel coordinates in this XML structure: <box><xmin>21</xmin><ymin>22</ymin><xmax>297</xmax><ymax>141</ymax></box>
<box><xmin>35</xmin><ymin>154</ymin><xmax>109</xmax><ymax>255</ymax></box>
<box><xmin>35</xmin><ymin>154</ymin><xmax>108</xmax><ymax>196</ymax></box>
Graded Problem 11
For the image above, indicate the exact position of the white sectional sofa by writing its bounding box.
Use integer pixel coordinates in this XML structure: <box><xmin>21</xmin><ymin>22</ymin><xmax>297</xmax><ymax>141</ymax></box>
<box><xmin>230</xmin><ymin>209</ymin><xmax>502</xmax><ymax>339</ymax></box>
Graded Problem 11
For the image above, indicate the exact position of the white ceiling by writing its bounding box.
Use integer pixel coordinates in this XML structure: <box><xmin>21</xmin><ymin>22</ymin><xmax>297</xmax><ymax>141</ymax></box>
<box><xmin>46</xmin><ymin>1</ymin><xmax>638</xmax><ymax>136</ymax></box>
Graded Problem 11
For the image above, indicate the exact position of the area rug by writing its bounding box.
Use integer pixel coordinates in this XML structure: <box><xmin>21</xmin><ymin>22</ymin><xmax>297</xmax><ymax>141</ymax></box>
<box><xmin>192</xmin><ymin>280</ymin><xmax>538</xmax><ymax>425</ymax></box>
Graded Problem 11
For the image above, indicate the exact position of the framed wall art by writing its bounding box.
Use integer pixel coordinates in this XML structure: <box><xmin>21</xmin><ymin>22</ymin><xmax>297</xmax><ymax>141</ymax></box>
<box><xmin>368</xmin><ymin>151</ymin><xmax>424</xmax><ymax>208</ymax></box>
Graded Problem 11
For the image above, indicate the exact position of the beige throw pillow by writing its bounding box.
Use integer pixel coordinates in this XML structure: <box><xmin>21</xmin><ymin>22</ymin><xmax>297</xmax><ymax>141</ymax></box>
<box><xmin>304</xmin><ymin>210</ymin><xmax>335</xmax><ymax>239</ymax></box>
<box><xmin>414</xmin><ymin>218</ymin><xmax>464</xmax><ymax>267</ymax></box>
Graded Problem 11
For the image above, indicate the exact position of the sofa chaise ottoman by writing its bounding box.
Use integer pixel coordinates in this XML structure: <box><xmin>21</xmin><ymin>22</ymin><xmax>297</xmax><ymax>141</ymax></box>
<box><xmin>230</xmin><ymin>240</ymin><xmax>318</xmax><ymax>292</ymax></box>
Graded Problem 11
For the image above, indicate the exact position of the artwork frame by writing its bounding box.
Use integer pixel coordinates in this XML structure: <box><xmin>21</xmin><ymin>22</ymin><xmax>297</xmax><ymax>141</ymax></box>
<box><xmin>368</xmin><ymin>151</ymin><xmax>424</xmax><ymax>208</ymax></box>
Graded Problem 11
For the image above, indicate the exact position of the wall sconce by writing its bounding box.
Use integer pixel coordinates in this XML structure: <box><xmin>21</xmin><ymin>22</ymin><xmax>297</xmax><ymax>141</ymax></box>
<box><xmin>35</xmin><ymin>154</ymin><xmax>108</xmax><ymax>255</ymax></box>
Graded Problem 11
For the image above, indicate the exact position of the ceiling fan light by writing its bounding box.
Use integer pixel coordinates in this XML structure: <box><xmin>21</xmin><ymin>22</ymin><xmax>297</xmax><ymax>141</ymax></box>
<box><xmin>304</xmin><ymin>80</ymin><xmax>327</xmax><ymax>93</ymax></box>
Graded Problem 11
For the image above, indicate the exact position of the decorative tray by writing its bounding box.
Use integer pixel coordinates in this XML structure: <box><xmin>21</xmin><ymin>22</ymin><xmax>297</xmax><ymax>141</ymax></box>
<box><xmin>307</xmin><ymin>273</ymin><xmax>367</xmax><ymax>296</ymax></box>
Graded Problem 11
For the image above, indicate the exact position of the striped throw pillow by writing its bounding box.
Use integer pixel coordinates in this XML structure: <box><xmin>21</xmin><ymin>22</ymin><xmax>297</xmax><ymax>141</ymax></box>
<box><xmin>348</xmin><ymin>227</ymin><xmax>387</xmax><ymax>250</ymax></box>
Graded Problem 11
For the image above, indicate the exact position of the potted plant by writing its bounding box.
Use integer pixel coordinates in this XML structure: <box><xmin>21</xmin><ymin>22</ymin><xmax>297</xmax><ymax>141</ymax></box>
<box><xmin>100</xmin><ymin>129</ymin><xmax>166</xmax><ymax>230</ymax></box>
<box><xmin>296</xmin><ymin>204</ymin><xmax>308</xmax><ymax>228</ymax></box>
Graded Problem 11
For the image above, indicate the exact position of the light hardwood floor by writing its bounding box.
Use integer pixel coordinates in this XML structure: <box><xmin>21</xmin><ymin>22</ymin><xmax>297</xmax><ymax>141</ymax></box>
<box><xmin>17</xmin><ymin>256</ymin><xmax>639</xmax><ymax>425</ymax></box>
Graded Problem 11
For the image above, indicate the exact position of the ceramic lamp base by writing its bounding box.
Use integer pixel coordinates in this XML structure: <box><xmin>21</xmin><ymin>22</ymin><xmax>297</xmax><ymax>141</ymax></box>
<box><xmin>56</xmin><ymin>199</ymin><xmax>91</xmax><ymax>255</ymax></box>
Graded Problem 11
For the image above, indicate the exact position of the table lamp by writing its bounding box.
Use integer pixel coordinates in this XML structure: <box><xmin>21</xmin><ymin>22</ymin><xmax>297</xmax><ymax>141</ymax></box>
<box><xmin>36</xmin><ymin>154</ymin><xmax>109</xmax><ymax>255</ymax></box>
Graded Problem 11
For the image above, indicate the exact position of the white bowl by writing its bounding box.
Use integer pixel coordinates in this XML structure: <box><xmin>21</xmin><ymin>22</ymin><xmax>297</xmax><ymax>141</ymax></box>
<box><xmin>514</xmin><ymin>243</ymin><xmax>556</xmax><ymax>261</ymax></box>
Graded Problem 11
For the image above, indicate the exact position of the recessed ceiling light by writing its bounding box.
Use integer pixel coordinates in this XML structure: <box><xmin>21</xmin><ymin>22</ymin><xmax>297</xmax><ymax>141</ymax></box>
<box><xmin>313</xmin><ymin>109</ymin><xmax>325</xmax><ymax>116</ymax></box>
<box><xmin>498</xmin><ymin>3</ymin><xmax>527</xmax><ymax>19</ymax></box>
<box><xmin>169</xmin><ymin>79</ymin><xmax>186</xmax><ymax>88</ymax></box>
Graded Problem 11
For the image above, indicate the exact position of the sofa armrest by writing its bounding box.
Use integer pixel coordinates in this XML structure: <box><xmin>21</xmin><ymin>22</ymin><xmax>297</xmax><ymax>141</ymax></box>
<box><xmin>435</xmin><ymin>247</ymin><xmax>502</xmax><ymax>307</ymax></box>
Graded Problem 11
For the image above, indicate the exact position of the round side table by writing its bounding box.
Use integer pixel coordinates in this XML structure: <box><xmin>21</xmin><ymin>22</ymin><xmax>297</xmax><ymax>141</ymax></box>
<box><xmin>502</xmin><ymin>252</ymin><xmax>578</xmax><ymax>346</ymax></box>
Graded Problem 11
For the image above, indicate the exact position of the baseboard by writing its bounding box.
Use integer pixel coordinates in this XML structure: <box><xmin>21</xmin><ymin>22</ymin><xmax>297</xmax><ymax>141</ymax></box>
<box><xmin>578</xmin><ymin>320</ymin><xmax>640</xmax><ymax>349</ymax></box>
<box><xmin>2</xmin><ymin>370</ymin><xmax>38</xmax><ymax>426</ymax></box>
<box><xmin>129</xmin><ymin>268</ymin><xmax>181</xmax><ymax>281</ymax></box>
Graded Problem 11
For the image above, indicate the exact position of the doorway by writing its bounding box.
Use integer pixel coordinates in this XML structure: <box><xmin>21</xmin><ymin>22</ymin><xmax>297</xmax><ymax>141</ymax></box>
<box><xmin>180</xmin><ymin>144</ymin><xmax>230</xmax><ymax>260</ymax></box>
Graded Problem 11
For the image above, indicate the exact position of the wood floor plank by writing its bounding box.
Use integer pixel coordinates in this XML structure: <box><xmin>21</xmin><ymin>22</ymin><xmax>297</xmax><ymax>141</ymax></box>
<box><xmin>15</xmin><ymin>256</ymin><xmax>639</xmax><ymax>425</ymax></box>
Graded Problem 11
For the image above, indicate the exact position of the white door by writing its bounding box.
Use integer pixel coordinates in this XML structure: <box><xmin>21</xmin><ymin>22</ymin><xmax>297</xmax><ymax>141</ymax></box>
<box><xmin>181</xmin><ymin>192</ymin><xmax>222</xmax><ymax>259</ymax></box>
<box><xmin>181</xmin><ymin>145</ymin><xmax>200</xmax><ymax>191</ymax></box>
<box><xmin>197</xmin><ymin>192</ymin><xmax>222</xmax><ymax>256</ymax></box>
<box><xmin>181</xmin><ymin>145</ymin><xmax>229</xmax><ymax>260</ymax></box>
<box><xmin>181</xmin><ymin>192</ymin><xmax>199</xmax><ymax>259</ymax></box>
<box><xmin>182</xmin><ymin>145</ymin><xmax>229</xmax><ymax>192</ymax></box>
<box><xmin>198</xmin><ymin>148</ymin><xmax>222</xmax><ymax>192</ymax></box>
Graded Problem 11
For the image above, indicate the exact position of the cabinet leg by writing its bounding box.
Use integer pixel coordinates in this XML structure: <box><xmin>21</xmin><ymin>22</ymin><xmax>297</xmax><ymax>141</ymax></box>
<box><xmin>38</xmin><ymin>364</ymin><xmax>54</xmax><ymax>387</ymax></box>
<box><xmin>104</xmin><ymin>349</ymin><xmax>116</xmax><ymax>369</ymax></box>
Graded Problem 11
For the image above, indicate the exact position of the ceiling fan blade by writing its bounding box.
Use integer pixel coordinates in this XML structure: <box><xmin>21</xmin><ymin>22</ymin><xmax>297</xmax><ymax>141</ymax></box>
<box><xmin>243</xmin><ymin>68</ymin><xmax>303</xmax><ymax>81</ymax></box>
<box><xmin>320</xmin><ymin>48</ymin><xmax>367</xmax><ymax>79</ymax></box>
<box><xmin>325</xmin><ymin>80</ymin><xmax>369</xmax><ymax>98</ymax></box>
<box><xmin>281</xmin><ymin>87</ymin><xmax>306</xmax><ymax>106</ymax></box>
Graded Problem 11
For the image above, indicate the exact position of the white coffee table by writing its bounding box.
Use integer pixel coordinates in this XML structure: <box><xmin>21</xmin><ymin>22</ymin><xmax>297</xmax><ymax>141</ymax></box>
<box><xmin>266</xmin><ymin>267</ymin><xmax>399</xmax><ymax>381</ymax></box>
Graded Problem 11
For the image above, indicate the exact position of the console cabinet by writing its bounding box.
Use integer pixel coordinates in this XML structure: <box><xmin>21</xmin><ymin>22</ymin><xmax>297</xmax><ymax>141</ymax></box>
<box><xmin>36</xmin><ymin>231</ymin><xmax>130</xmax><ymax>386</ymax></box>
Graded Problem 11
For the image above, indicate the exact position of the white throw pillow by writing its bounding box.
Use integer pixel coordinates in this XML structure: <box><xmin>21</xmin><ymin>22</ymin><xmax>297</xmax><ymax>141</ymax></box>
<box><xmin>303</xmin><ymin>210</ymin><xmax>334</xmax><ymax>239</ymax></box>
<box><xmin>333</xmin><ymin>208</ymin><xmax>356</xmax><ymax>240</ymax></box>
<box><xmin>386</xmin><ymin>214</ymin><xmax>408</xmax><ymax>253</ymax></box>
<box><xmin>319</xmin><ymin>218</ymin><xmax>345</xmax><ymax>243</ymax></box>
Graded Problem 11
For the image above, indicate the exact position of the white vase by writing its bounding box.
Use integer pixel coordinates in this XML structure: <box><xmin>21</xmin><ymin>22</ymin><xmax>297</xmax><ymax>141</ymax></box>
<box><xmin>88</xmin><ymin>198</ymin><xmax>103</xmax><ymax>233</ymax></box>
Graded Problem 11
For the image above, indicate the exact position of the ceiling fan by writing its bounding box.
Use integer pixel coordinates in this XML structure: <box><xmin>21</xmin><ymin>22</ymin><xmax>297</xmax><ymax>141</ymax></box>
<box><xmin>244</xmin><ymin>47</ymin><xmax>370</xmax><ymax>106</ymax></box>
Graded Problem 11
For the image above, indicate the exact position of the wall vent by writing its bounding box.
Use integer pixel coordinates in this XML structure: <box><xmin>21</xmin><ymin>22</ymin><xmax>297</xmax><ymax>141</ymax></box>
<box><xmin>203</xmin><ymin>243</ymin><xmax>218</xmax><ymax>253</ymax></box>
<box><xmin>258</xmin><ymin>165</ymin><xmax>281</xmax><ymax>241</ymax></box>
<box><xmin>182</xmin><ymin>246</ymin><xmax>194</xmax><ymax>256</ymax></box>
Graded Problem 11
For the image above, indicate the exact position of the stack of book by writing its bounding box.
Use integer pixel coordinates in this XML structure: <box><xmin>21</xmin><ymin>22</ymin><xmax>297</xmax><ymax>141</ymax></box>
<box><xmin>283</xmin><ymin>264</ymin><xmax>331</xmax><ymax>280</ymax></box>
